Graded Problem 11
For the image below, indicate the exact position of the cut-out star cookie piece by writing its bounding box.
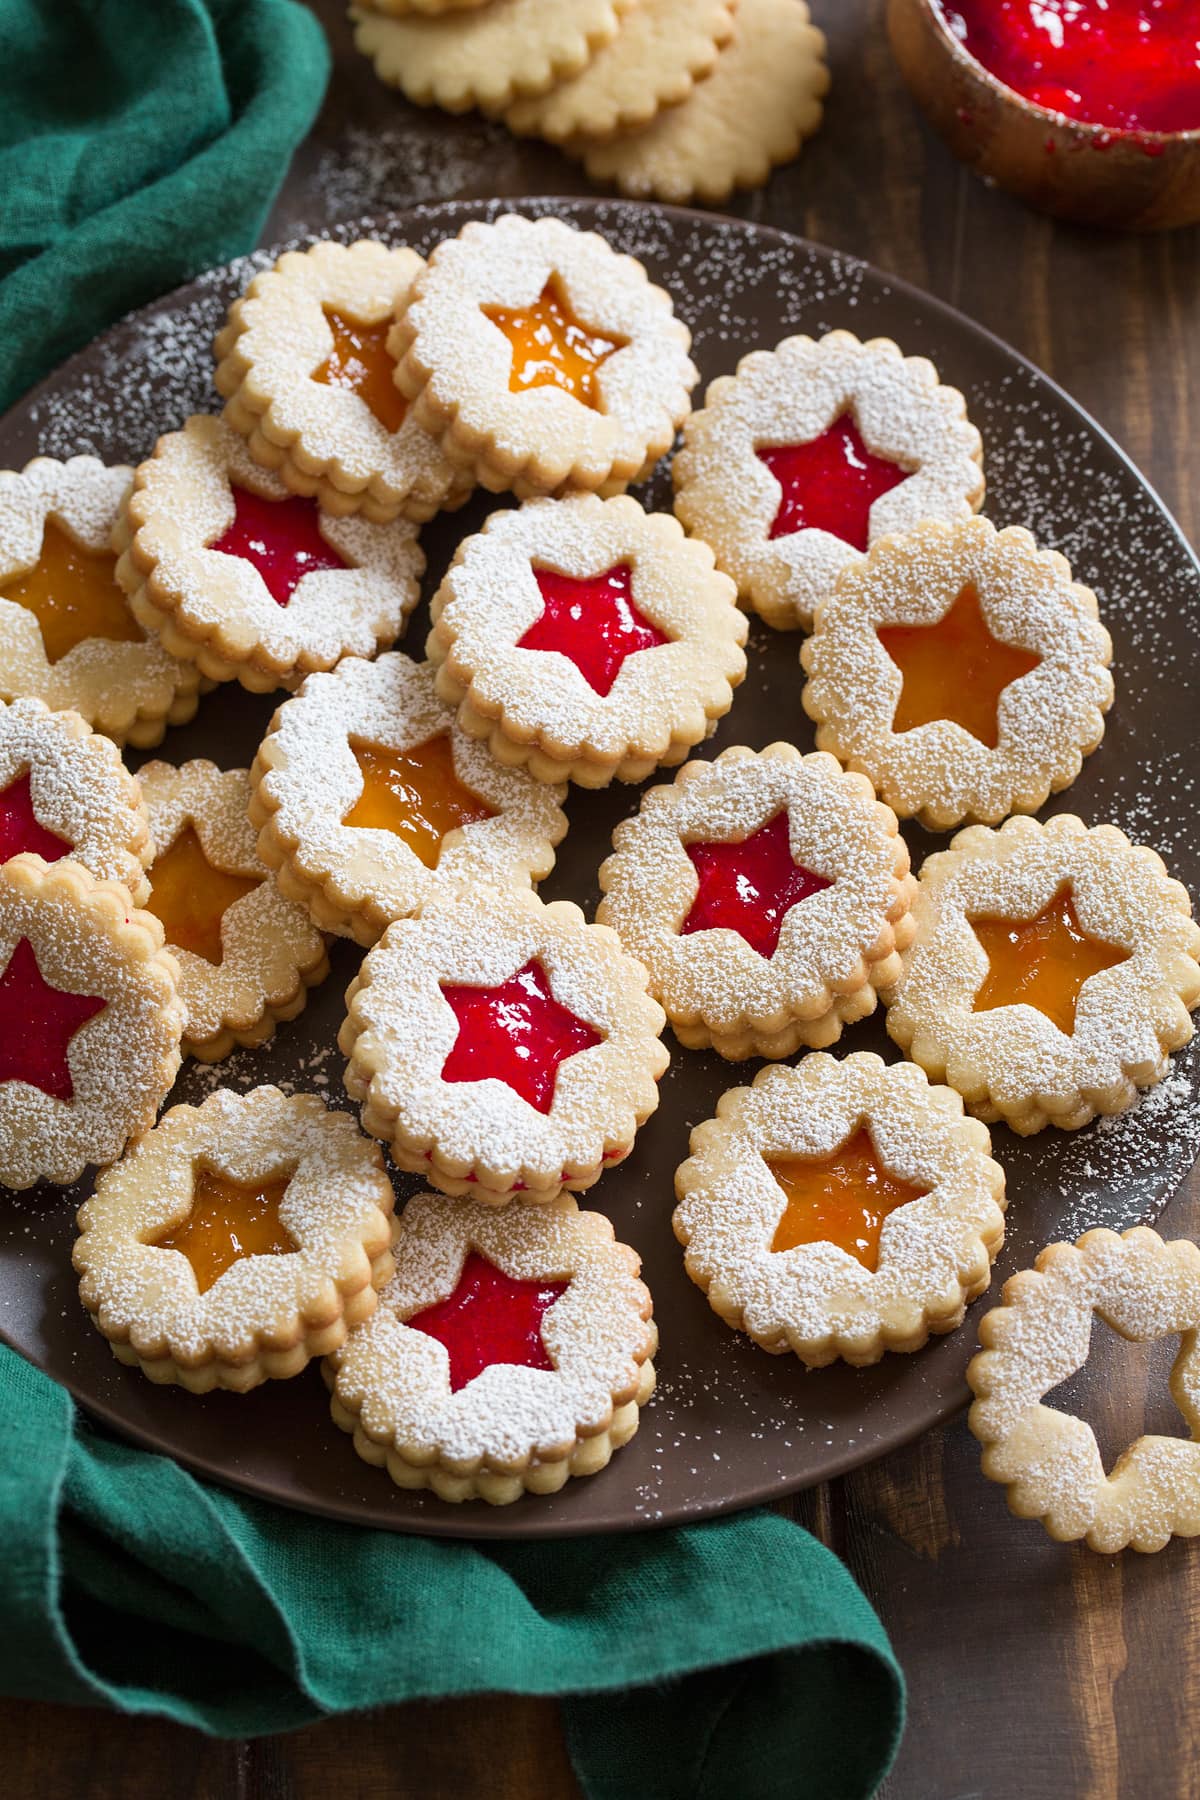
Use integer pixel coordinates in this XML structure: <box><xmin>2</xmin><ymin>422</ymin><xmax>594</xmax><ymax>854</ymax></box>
<box><xmin>73</xmin><ymin>1086</ymin><xmax>396</xmax><ymax>1393</ymax></box>
<box><xmin>673</xmin><ymin>329</ymin><xmax>983</xmax><ymax>630</ymax></box>
<box><xmin>0</xmin><ymin>854</ymin><xmax>184</xmax><ymax>1190</ymax></box>
<box><xmin>597</xmin><ymin>743</ymin><xmax>917</xmax><ymax>1061</ymax></box>
<box><xmin>138</xmin><ymin>759</ymin><xmax>329</xmax><ymax>1062</ymax></box>
<box><xmin>328</xmin><ymin>1188</ymin><xmax>657</xmax><ymax>1504</ymax></box>
<box><xmin>339</xmin><ymin>888</ymin><xmax>668</xmax><ymax>1203</ymax></box>
<box><xmin>886</xmin><ymin>813</ymin><xmax>1200</xmax><ymax>1135</ymax></box>
<box><xmin>113</xmin><ymin>414</ymin><xmax>424</xmax><ymax>694</ymax></box>
<box><xmin>969</xmin><ymin>1227</ymin><xmax>1200</xmax><ymax>1552</ymax></box>
<box><xmin>801</xmin><ymin>517</ymin><xmax>1114</xmax><ymax>829</ymax></box>
<box><xmin>427</xmin><ymin>493</ymin><xmax>745</xmax><ymax>789</ymax></box>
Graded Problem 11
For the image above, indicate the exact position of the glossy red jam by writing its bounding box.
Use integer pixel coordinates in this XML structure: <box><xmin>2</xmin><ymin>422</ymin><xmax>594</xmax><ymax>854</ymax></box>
<box><xmin>210</xmin><ymin>486</ymin><xmax>347</xmax><ymax>607</ymax></box>
<box><xmin>0</xmin><ymin>936</ymin><xmax>107</xmax><ymax>1100</ymax></box>
<box><xmin>681</xmin><ymin>812</ymin><xmax>833</xmax><ymax>960</ymax></box>
<box><xmin>406</xmin><ymin>1251</ymin><xmax>569</xmax><ymax>1392</ymax></box>
<box><xmin>517</xmin><ymin>563</ymin><xmax>668</xmax><ymax>698</ymax></box>
<box><xmin>0</xmin><ymin>772</ymin><xmax>71</xmax><ymax>864</ymax></box>
<box><xmin>439</xmin><ymin>958</ymin><xmax>603</xmax><ymax>1114</ymax></box>
<box><xmin>939</xmin><ymin>0</ymin><xmax>1200</xmax><ymax>134</ymax></box>
<box><xmin>757</xmin><ymin>416</ymin><xmax>910</xmax><ymax>552</ymax></box>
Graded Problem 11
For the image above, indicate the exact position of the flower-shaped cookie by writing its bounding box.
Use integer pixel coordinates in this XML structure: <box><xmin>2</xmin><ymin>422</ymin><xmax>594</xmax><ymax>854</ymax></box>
<box><xmin>427</xmin><ymin>494</ymin><xmax>746</xmax><ymax>788</ymax></box>
<box><xmin>389</xmin><ymin>213</ymin><xmax>698</xmax><ymax>498</ymax></box>
<box><xmin>0</xmin><ymin>456</ymin><xmax>201</xmax><ymax>746</ymax></box>
<box><xmin>597</xmin><ymin>744</ymin><xmax>917</xmax><ymax>1060</ymax></box>
<box><xmin>969</xmin><ymin>1227</ymin><xmax>1200</xmax><ymax>1552</ymax></box>
<box><xmin>0</xmin><ymin>696</ymin><xmax>151</xmax><ymax>902</ymax></box>
<box><xmin>139</xmin><ymin>759</ymin><xmax>329</xmax><ymax>1062</ymax></box>
<box><xmin>215</xmin><ymin>238</ymin><xmax>472</xmax><ymax>524</ymax></box>
<box><xmin>886</xmin><ymin>814</ymin><xmax>1200</xmax><ymax>1135</ymax></box>
<box><xmin>674</xmin><ymin>1053</ymin><xmax>1006</xmax><ymax>1367</ymax></box>
<box><xmin>801</xmin><ymin>518</ymin><xmax>1114</xmax><ymax>829</ymax></box>
<box><xmin>340</xmin><ymin>889</ymin><xmax>669</xmax><ymax>1202</ymax></box>
<box><xmin>0</xmin><ymin>854</ymin><xmax>183</xmax><ymax>1189</ymax></box>
<box><xmin>328</xmin><ymin>1188</ymin><xmax>656</xmax><ymax>1504</ymax></box>
<box><xmin>73</xmin><ymin>1086</ymin><xmax>396</xmax><ymax>1393</ymax></box>
<box><xmin>250</xmin><ymin>651</ymin><xmax>568</xmax><ymax>947</ymax></box>
<box><xmin>672</xmin><ymin>330</ymin><xmax>984</xmax><ymax>629</ymax></box>
<box><xmin>113</xmin><ymin>415</ymin><xmax>425</xmax><ymax>693</ymax></box>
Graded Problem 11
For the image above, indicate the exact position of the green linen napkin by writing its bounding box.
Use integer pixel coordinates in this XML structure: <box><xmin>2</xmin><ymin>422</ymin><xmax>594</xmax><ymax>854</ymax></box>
<box><xmin>0</xmin><ymin>1347</ymin><xmax>903</xmax><ymax>1800</ymax></box>
<box><xmin>0</xmin><ymin>0</ymin><xmax>329</xmax><ymax>412</ymax></box>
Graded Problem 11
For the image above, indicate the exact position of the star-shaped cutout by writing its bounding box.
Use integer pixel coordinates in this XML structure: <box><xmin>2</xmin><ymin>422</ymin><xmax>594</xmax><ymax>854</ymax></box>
<box><xmin>209</xmin><ymin>485</ymin><xmax>347</xmax><ymax>607</ymax></box>
<box><xmin>343</xmin><ymin>734</ymin><xmax>496</xmax><ymax>870</ymax></box>
<box><xmin>483</xmin><ymin>279</ymin><xmax>626</xmax><ymax>408</ymax></box>
<box><xmin>440</xmin><ymin>958</ymin><xmax>603</xmax><ymax>1114</ymax></box>
<box><xmin>757</xmin><ymin>413</ymin><xmax>911</xmax><ymax>550</ymax></box>
<box><xmin>971</xmin><ymin>882</ymin><xmax>1130</xmax><ymax>1036</ymax></box>
<box><xmin>0</xmin><ymin>771</ymin><xmax>72</xmax><ymax>864</ymax></box>
<box><xmin>313</xmin><ymin>307</ymin><xmax>408</xmax><ymax>434</ymax></box>
<box><xmin>0</xmin><ymin>935</ymin><xmax>107</xmax><ymax>1101</ymax></box>
<box><xmin>681</xmin><ymin>812</ymin><xmax>832</xmax><ymax>960</ymax></box>
<box><xmin>406</xmin><ymin>1251</ymin><xmax>569</xmax><ymax>1392</ymax></box>
<box><xmin>2</xmin><ymin>518</ymin><xmax>143</xmax><ymax>663</ymax></box>
<box><xmin>878</xmin><ymin>582</ymin><xmax>1042</xmax><ymax>749</ymax></box>
<box><xmin>152</xmin><ymin>1169</ymin><xmax>294</xmax><ymax>1294</ymax></box>
<box><xmin>768</xmin><ymin>1129</ymin><xmax>929</xmax><ymax>1271</ymax></box>
<box><xmin>145</xmin><ymin>825</ymin><xmax>261</xmax><ymax>966</ymax></box>
<box><xmin>517</xmin><ymin>562</ymin><xmax>668</xmax><ymax>697</ymax></box>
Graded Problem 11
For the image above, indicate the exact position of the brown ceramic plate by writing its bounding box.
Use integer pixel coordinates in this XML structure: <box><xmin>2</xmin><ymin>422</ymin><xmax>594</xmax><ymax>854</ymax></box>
<box><xmin>2</xmin><ymin>199</ymin><xmax>1199</xmax><ymax>1540</ymax></box>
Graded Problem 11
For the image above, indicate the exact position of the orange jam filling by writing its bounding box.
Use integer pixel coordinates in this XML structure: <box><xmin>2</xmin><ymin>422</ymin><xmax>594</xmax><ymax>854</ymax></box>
<box><xmin>145</xmin><ymin>825</ymin><xmax>261</xmax><ymax>965</ymax></box>
<box><xmin>313</xmin><ymin>308</ymin><xmax>408</xmax><ymax>434</ymax></box>
<box><xmin>877</xmin><ymin>583</ymin><xmax>1041</xmax><ymax>750</ymax></box>
<box><xmin>483</xmin><ymin>279</ymin><xmax>625</xmax><ymax>407</ymax></box>
<box><xmin>152</xmin><ymin>1167</ymin><xmax>295</xmax><ymax>1294</ymax></box>
<box><xmin>768</xmin><ymin>1128</ymin><xmax>928</xmax><ymax>1270</ymax></box>
<box><xmin>1</xmin><ymin>519</ymin><xmax>144</xmax><ymax>664</ymax></box>
<box><xmin>342</xmin><ymin>734</ymin><xmax>496</xmax><ymax>870</ymax></box>
<box><xmin>971</xmin><ymin>882</ymin><xmax>1130</xmax><ymax>1036</ymax></box>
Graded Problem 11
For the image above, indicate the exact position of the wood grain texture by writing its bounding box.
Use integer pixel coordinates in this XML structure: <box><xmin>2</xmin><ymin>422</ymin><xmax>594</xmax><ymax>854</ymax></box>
<box><xmin>5</xmin><ymin>0</ymin><xmax>1199</xmax><ymax>1793</ymax></box>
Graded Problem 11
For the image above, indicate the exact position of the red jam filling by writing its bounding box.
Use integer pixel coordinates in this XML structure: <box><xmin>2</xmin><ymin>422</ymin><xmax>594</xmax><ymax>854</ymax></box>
<box><xmin>406</xmin><ymin>1251</ymin><xmax>569</xmax><ymax>1392</ymax></box>
<box><xmin>938</xmin><ymin>0</ymin><xmax>1200</xmax><ymax>135</ymax></box>
<box><xmin>440</xmin><ymin>958</ymin><xmax>603</xmax><ymax>1114</ymax></box>
<box><xmin>681</xmin><ymin>812</ymin><xmax>832</xmax><ymax>960</ymax></box>
<box><xmin>0</xmin><ymin>935</ymin><xmax>107</xmax><ymax>1101</ymax></box>
<box><xmin>0</xmin><ymin>772</ymin><xmax>71</xmax><ymax>864</ymax></box>
<box><xmin>757</xmin><ymin>415</ymin><xmax>911</xmax><ymax>551</ymax></box>
<box><xmin>209</xmin><ymin>486</ymin><xmax>347</xmax><ymax>607</ymax></box>
<box><xmin>516</xmin><ymin>562</ymin><xmax>668</xmax><ymax>698</ymax></box>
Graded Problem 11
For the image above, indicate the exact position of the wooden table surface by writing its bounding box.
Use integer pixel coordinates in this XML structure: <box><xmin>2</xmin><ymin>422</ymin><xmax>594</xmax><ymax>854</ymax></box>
<box><xmin>6</xmin><ymin>2</ymin><xmax>1200</xmax><ymax>1793</ymax></box>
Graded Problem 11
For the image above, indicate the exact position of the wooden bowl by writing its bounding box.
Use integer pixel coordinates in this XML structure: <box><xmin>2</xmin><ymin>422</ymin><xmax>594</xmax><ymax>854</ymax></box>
<box><xmin>887</xmin><ymin>0</ymin><xmax>1200</xmax><ymax>231</ymax></box>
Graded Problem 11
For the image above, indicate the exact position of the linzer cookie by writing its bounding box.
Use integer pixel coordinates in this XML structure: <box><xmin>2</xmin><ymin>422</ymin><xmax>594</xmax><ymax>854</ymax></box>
<box><xmin>673</xmin><ymin>330</ymin><xmax>983</xmax><ymax>631</ymax></box>
<box><xmin>0</xmin><ymin>696</ymin><xmax>151</xmax><ymax>902</ymax></box>
<box><xmin>0</xmin><ymin>854</ymin><xmax>184</xmax><ymax>1190</ymax></box>
<box><xmin>139</xmin><ymin>759</ymin><xmax>329</xmax><ymax>1062</ymax></box>
<box><xmin>969</xmin><ymin>1228</ymin><xmax>1200</xmax><ymax>1553</ymax></box>
<box><xmin>568</xmin><ymin>0</ymin><xmax>830</xmax><ymax>204</ymax></box>
<box><xmin>73</xmin><ymin>1086</ymin><xmax>396</xmax><ymax>1393</ymax></box>
<box><xmin>886</xmin><ymin>814</ymin><xmax>1200</xmax><ymax>1135</ymax></box>
<box><xmin>0</xmin><ymin>456</ymin><xmax>201</xmax><ymax>746</ymax></box>
<box><xmin>673</xmin><ymin>1053</ymin><xmax>1006</xmax><ymax>1367</ymax></box>
<box><xmin>388</xmin><ymin>213</ymin><xmax>697</xmax><ymax>498</ymax></box>
<box><xmin>597</xmin><ymin>744</ymin><xmax>916</xmax><ymax>1059</ymax></box>
<box><xmin>801</xmin><ymin>518</ymin><xmax>1114</xmax><ymax>829</ymax></box>
<box><xmin>113</xmin><ymin>415</ymin><xmax>424</xmax><ymax>693</ymax></box>
<box><xmin>505</xmin><ymin>0</ymin><xmax>736</xmax><ymax>143</ymax></box>
<box><xmin>328</xmin><ymin>1188</ymin><xmax>656</xmax><ymax>1504</ymax></box>
<box><xmin>426</xmin><ymin>493</ymin><xmax>746</xmax><ymax>788</ymax></box>
<box><xmin>339</xmin><ymin>889</ymin><xmax>668</xmax><ymax>1203</ymax></box>
<box><xmin>250</xmin><ymin>651</ymin><xmax>567</xmax><ymax>947</ymax></box>
<box><xmin>215</xmin><ymin>239</ymin><xmax>471</xmax><ymax>525</ymax></box>
<box><xmin>352</xmin><ymin>0</ymin><xmax>634</xmax><ymax>115</ymax></box>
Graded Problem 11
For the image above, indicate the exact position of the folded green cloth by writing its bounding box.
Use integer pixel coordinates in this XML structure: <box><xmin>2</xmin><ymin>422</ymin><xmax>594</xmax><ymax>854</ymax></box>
<box><xmin>0</xmin><ymin>0</ymin><xmax>329</xmax><ymax>412</ymax></box>
<box><xmin>0</xmin><ymin>1347</ymin><xmax>903</xmax><ymax>1798</ymax></box>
